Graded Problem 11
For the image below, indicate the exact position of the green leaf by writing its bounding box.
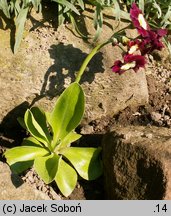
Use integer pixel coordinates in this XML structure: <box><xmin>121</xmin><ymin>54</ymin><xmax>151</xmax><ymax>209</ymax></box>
<box><xmin>69</xmin><ymin>13</ymin><xmax>89</xmax><ymax>39</ymax></box>
<box><xmin>10</xmin><ymin>160</ymin><xmax>33</xmax><ymax>174</ymax></box>
<box><xmin>4</xmin><ymin>146</ymin><xmax>49</xmax><ymax>165</ymax></box>
<box><xmin>22</xmin><ymin>136</ymin><xmax>43</xmax><ymax>147</ymax></box>
<box><xmin>119</xmin><ymin>10</ymin><xmax>131</xmax><ymax>21</ymax></box>
<box><xmin>93</xmin><ymin>4</ymin><xmax>103</xmax><ymax>41</ymax></box>
<box><xmin>30</xmin><ymin>0</ymin><xmax>42</xmax><ymax>12</ymax></box>
<box><xmin>49</xmin><ymin>82</ymin><xmax>84</xmax><ymax>148</ymax></box>
<box><xmin>153</xmin><ymin>0</ymin><xmax>162</xmax><ymax>18</ymax></box>
<box><xmin>34</xmin><ymin>153</ymin><xmax>60</xmax><ymax>184</ymax></box>
<box><xmin>61</xmin><ymin>147</ymin><xmax>103</xmax><ymax>180</ymax></box>
<box><xmin>163</xmin><ymin>37</ymin><xmax>171</xmax><ymax>55</ymax></box>
<box><xmin>161</xmin><ymin>6</ymin><xmax>171</xmax><ymax>26</ymax></box>
<box><xmin>24</xmin><ymin>109</ymin><xmax>50</xmax><ymax>147</ymax></box>
<box><xmin>56</xmin><ymin>131</ymin><xmax>82</xmax><ymax>149</ymax></box>
<box><xmin>17</xmin><ymin>117</ymin><xmax>27</xmax><ymax>129</ymax></box>
<box><xmin>52</xmin><ymin>0</ymin><xmax>80</xmax><ymax>15</ymax></box>
<box><xmin>113</xmin><ymin>0</ymin><xmax>121</xmax><ymax>21</ymax></box>
<box><xmin>0</xmin><ymin>0</ymin><xmax>10</xmax><ymax>18</ymax></box>
<box><xmin>45</xmin><ymin>111</ymin><xmax>51</xmax><ymax>124</ymax></box>
<box><xmin>77</xmin><ymin>0</ymin><xmax>84</xmax><ymax>10</ymax></box>
<box><xmin>55</xmin><ymin>158</ymin><xmax>77</xmax><ymax>197</ymax></box>
<box><xmin>14</xmin><ymin>7</ymin><xmax>29</xmax><ymax>53</ymax></box>
<box><xmin>57</xmin><ymin>3</ymin><xmax>65</xmax><ymax>26</ymax></box>
<box><xmin>138</xmin><ymin>0</ymin><xmax>144</xmax><ymax>13</ymax></box>
<box><xmin>30</xmin><ymin>107</ymin><xmax>52</xmax><ymax>143</ymax></box>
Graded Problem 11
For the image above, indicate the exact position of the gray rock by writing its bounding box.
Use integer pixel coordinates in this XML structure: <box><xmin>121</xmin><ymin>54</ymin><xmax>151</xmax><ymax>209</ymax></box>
<box><xmin>102</xmin><ymin>126</ymin><xmax>171</xmax><ymax>200</ymax></box>
<box><xmin>0</xmin><ymin>162</ymin><xmax>51</xmax><ymax>200</ymax></box>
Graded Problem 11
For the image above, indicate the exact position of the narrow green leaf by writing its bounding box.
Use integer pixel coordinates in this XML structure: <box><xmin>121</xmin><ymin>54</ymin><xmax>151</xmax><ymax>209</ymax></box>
<box><xmin>93</xmin><ymin>4</ymin><xmax>103</xmax><ymax>41</ymax></box>
<box><xmin>31</xmin><ymin>0</ymin><xmax>42</xmax><ymax>12</ymax></box>
<box><xmin>55</xmin><ymin>158</ymin><xmax>77</xmax><ymax>197</ymax></box>
<box><xmin>120</xmin><ymin>10</ymin><xmax>131</xmax><ymax>21</ymax></box>
<box><xmin>49</xmin><ymin>82</ymin><xmax>84</xmax><ymax>148</ymax></box>
<box><xmin>153</xmin><ymin>0</ymin><xmax>162</xmax><ymax>18</ymax></box>
<box><xmin>14</xmin><ymin>7</ymin><xmax>29</xmax><ymax>53</ymax></box>
<box><xmin>69</xmin><ymin>13</ymin><xmax>89</xmax><ymax>39</ymax></box>
<box><xmin>161</xmin><ymin>6</ymin><xmax>171</xmax><ymax>26</ymax></box>
<box><xmin>14</xmin><ymin>0</ymin><xmax>20</xmax><ymax>14</ymax></box>
<box><xmin>4</xmin><ymin>146</ymin><xmax>49</xmax><ymax>165</ymax></box>
<box><xmin>87</xmin><ymin>0</ymin><xmax>97</xmax><ymax>6</ymax></box>
<box><xmin>163</xmin><ymin>37</ymin><xmax>171</xmax><ymax>55</ymax></box>
<box><xmin>24</xmin><ymin>109</ymin><xmax>50</xmax><ymax>147</ymax></box>
<box><xmin>61</xmin><ymin>147</ymin><xmax>103</xmax><ymax>180</ymax></box>
<box><xmin>113</xmin><ymin>0</ymin><xmax>121</xmax><ymax>21</ymax></box>
<box><xmin>34</xmin><ymin>153</ymin><xmax>60</xmax><ymax>184</ymax></box>
<box><xmin>138</xmin><ymin>0</ymin><xmax>144</xmax><ymax>13</ymax></box>
<box><xmin>77</xmin><ymin>0</ymin><xmax>84</xmax><ymax>10</ymax></box>
<box><xmin>0</xmin><ymin>0</ymin><xmax>10</xmax><ymax>18</ymax></box>
<box><xmin>57</xmin><ymin>3</ymin><xmax>65</xmax><ymax>26</ymax></box>
<box><xmin>52</xmin><ymin>0</ymin><xmax>80</xmax><ymax>15</ymax></box>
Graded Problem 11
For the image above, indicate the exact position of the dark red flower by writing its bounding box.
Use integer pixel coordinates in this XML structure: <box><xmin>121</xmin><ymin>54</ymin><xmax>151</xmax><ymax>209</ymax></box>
<box><xmin>111</xmin><ymin>3</ymin><xmax>167</xmax><ymax>75</ymax></box>
<box><xmin>130</xmin><ymin>3</ymin><xmax>150</xmax><ymax>37</ymax></box>
<box><xmin>124</xmin><ymin>54</ymin><xmax>146</xmax><ymax>71</ymax></box>
<box><xmin>146</xmin><ymin>29</ymin><xmax>167</xmax><ymax>51</ymax></box>
<box><xmin>127</xmin><ymin>39</ymin><xmax>141</xmax><ymax>54</ymax></box>
<box><xmin>130</xmin><ymin>3</ymin><xmax>167</xmax><ymax>54</ymax></box>
<box><xmin>111</xmin><ymin>60</ymin><xmax>123</xmax><ymax>74</ymax></box>
<box><xmin>112</xmin><ymin>54</ymin><xmax>146</xmax><ymax>74</ymax></box>
<box><xmin>138</xmin><ymin>29</ymin><xmax>168</xmax><ymax>55</ymax></box>
<box><xmin>157</xmin><ymin>29</ymin><xmax>168</xmax><ymax>37</ymax></box>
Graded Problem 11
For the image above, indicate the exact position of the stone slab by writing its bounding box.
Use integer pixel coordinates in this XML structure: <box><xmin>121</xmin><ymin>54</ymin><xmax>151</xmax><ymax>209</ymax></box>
<box><xmin>102</xmin><ymin>126</ymin><xmax>171</xmax><ymax>200</ymax></box>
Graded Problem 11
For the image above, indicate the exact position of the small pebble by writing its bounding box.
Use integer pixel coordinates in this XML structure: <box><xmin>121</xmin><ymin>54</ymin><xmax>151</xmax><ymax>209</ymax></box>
<box><xmin>144</xmin><ymin>133</ymin><xmax>153</xmax><ymax>139</ymax></box>
<box><xmin>151</xmin><ymin>112</ymin><xmax>162</xmax><ymax>122</ymax></box>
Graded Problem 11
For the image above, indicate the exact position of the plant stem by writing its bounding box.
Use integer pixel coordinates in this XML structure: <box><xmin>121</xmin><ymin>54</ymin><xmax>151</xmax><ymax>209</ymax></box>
<box><xmin>75</xmin><ymin>41</ymin><xmax>109</xmax><ymax>83</ymax></box>
<box><xmin>75</xmin><ymin>25</ymin><xmax>132</xmax><ymax>83</ymax></box>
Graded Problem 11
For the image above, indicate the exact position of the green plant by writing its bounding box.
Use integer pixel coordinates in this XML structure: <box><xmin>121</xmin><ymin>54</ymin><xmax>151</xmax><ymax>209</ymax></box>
<box><xmin>0</xmin><ymin>0</ymin><xmax>42</xmax><ymax>53</ymax></box>
<box><xmin>53</xmin><ymin>0</ymin><xmax>84</xmax><ymax>25</ymax></box>
<box><xmin>1</xmin><ymin>0</ymin><xmax>171</xmax><ymax>53</ymax></box>
<box><xmin>87</xmin><ymin>0</ymin><xmax>119</xmax><ymax>40</ymax></box>
<box><xmin>4</xmin><ymin>82</ymin><xmax>102</xmax><ymax>197</ymax></box>
<box><xmin>52</xmin><ymin>0</ymin><xmax>124</xmax><ymax>40</ymax></box>
<box><xmin>0</xmin><ymin>0</ymin><xmax>87</xmax><ymax>52</ymax></box>
<box><xmin>0</xmin><ymin>0</ymin><xmax>130</xmax><ymax>52</ymax></box>
<box><xmin>3</xmin><ymin>2</ymin><xmax>169</xmax><ymax>198</ymax></box>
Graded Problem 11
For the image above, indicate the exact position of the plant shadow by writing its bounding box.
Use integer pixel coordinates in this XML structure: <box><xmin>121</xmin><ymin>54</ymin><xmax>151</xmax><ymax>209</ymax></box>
<box><xmin>0</xmin><ymin>102</ymin><xmax>29</xmax><ymax>150</ymax></box>
<box><xmin>11</xmin><ymin>173</ymin><xmax>24</xmax><ymax>188</ymax></box>
<box><xmin>39</xmin><ymin>43</ymin><xmax>104</xmax><ymax>99</ymax></box>
<box><xmin>0</xmin><ymin>11</ymin><xmax>15</xmax><ymax>52</ymax></box>
<box><xmin>29</xmin><ymin>0</ymin><xmax>58</xmax><ymax>31</ymax></box>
